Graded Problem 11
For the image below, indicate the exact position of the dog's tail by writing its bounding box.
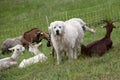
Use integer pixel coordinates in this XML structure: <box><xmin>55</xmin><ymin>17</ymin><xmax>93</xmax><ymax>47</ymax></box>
<box><xmin>82</xmin><ymin>25</ymin><xmax>96</xmax><ymax>34</ymax></box>
<box><xmin>75</xmin><ymin>18</ymin><xmax>96</xmax><ymax>34</ymax></box>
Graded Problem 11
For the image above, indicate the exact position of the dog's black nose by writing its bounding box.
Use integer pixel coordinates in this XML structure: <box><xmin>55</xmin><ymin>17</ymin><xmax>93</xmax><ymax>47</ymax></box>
<box><xmin>56</xmin><ymin>30</ymin><xmax>60</xmax><ymax>35</ymax></box>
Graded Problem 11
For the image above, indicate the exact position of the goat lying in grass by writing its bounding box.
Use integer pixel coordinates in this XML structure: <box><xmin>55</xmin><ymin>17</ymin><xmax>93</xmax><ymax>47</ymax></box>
<box><xmin>21</xmin><ymin>28</ymin><xmax>50</xmax><ymax>47</ymax></box>
<box><xmin>19</xmin><ymin>42</ymin><xmax>47</xmax><ymax>68</ymax></box>
<box><xmin>1</xmin><ymin>36</ymin><xmax>23</xmax><ymax>54</ymax></box>
<box><xmin>81</xmin><ymin>20</ymin><xmax>116</xmax><ymax>57</ymax></box>
<box><xmin>0</xmin><ymin>44</ymin><xmax>25</xmax><ymax>71</ymax></box>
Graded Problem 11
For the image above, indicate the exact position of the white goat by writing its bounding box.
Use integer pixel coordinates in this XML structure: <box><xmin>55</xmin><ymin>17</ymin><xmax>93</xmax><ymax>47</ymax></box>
<box><xmin>19</xmin><ymin>42</ymin><xmax>47</xmax><ymax>68</ymax></box>
<box><xmin>0</xmin><ymin>44</ymin><xmax>25</xmax><ymax>71</ymax></box>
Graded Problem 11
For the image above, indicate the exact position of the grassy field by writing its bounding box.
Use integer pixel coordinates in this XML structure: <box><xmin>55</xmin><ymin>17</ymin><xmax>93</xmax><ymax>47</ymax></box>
<box><xmin>0</xmin><ymin>0</ymin><xmax>120</xmax><ymax>80</ymax></box>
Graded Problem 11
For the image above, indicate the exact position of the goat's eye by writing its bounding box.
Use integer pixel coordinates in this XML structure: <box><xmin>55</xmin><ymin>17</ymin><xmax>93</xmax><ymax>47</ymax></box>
<box><xmin>40</xmin><ymin>32</ymin><xmax>43</xmax><ymax>35</ymax></box>
<box><xmin>17</xmin><ymin>49</ymin><xmax>19</xmax><ymax>51</ymax></box>
<box><xmin>54</xmin><ymin>26</ymin><xmax>56</xmax><ymax>29</ymax></box>
<box><xmin>59</xmin><ymin>26</ymin><xmax>61</xmax><ymax>28</ymax></box>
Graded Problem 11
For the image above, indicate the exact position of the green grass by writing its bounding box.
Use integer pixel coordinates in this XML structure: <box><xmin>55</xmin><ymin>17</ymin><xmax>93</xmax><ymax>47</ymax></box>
<box><xmin>0</xmin><ymin>0</ymin><xmax>120</xmax><ymax>80</ymax></box>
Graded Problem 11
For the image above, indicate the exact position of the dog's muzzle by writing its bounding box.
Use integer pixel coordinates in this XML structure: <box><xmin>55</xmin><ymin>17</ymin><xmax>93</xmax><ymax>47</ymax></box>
<box><xmin>56</xmin><ymin>30</ymin><xmax>60</xmax><ymax>35</ymax></box>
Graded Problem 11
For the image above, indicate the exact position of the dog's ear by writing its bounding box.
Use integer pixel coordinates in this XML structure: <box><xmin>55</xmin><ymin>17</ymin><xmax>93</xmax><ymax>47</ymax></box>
<box><xmin>62</xmin><ymin>22</ymin><xmax>65</xmax><ymax>33</ymax></box>
<box><xmin>48</xmin><ymin>26</ymin><xmax>52</xmax><ymax>34</ymax></box>
<box><xmin>49</xmin><ymin>22</ymin><xmax>55</xmax><ymax>35</ymax></box>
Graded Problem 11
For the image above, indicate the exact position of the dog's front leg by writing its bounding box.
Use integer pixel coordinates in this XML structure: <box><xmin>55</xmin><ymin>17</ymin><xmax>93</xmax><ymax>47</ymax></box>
<box><xmin>73</xmin><ymin>48</ymin><xmax>78</xmax><ymax>59</ymax></box>
<box><xmin>56</xmin><ymin>50</ymin><xmax>62</xmax><ymax>65</ymax></box>
<box><xmin>68</xmin><ymin>49</ymin><xmax>74</xmax><ymax>61</ymax></box>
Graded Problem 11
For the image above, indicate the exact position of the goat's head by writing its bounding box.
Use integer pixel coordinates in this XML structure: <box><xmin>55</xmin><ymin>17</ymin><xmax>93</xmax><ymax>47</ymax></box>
<box><xmin>34</xmin><ymin>31</ymin><xmax>50</xmax><ymax>44</ymax></box>
<box><xmin>8</xmin><ymin>44</ymin><xmax>25</xmax><ymax>53</ymax></box>
<box><xmin>39</xmin><ymin>32</ymin><xmax>50</xmax><ymax>41</ymax></box>
<box><xmin>39</xmin><ymin>32</ymin><xmax>52</xmax><ymax>47</ymax></box>
<box><xmin>102</xmin><ymin>20</ymin><xmax>116</xmax><ymax>29</ymax></box>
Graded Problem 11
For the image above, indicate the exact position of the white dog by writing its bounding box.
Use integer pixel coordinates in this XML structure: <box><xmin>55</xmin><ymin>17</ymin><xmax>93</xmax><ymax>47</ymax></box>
<box><xmin>49</xmin><ymin>19</ymin><xmax>85</xmax><ymax>64</ymax></box>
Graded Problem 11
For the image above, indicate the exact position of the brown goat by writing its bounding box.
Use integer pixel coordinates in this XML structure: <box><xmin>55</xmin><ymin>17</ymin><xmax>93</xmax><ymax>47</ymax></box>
<box><xmin>81</xmin><ymin>20</ymin><xmax>116</xmax><ymax>57</ymax></box>
<box><xmin>21</xmin><ymin>28</ymin><xmax>50</xmax><ymax>47</ymax></box>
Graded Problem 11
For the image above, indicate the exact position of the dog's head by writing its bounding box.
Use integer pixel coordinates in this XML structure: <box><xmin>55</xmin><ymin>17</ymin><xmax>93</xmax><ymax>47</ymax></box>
<box><xmin>49</xmin><ymin>21</ymin><xmax>65</xmax><ymax>36</ymax></box>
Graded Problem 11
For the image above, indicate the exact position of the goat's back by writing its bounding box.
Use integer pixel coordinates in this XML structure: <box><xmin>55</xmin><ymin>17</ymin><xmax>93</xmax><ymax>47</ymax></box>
<box><xmin>23</xmin><ymin>28</ymin><xmax>42</xmax><ymax>42</ymax></box>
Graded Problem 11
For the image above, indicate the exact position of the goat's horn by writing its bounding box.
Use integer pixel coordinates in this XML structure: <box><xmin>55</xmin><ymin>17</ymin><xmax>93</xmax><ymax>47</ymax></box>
<box><xmin>101</xmin><ymin>20</ymin><xmax>109</xmax><ymax>23</ymax></box>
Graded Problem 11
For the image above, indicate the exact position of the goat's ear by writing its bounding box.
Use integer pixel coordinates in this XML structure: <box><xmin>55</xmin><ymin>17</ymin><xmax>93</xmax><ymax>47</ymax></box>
<box><xmin>8</xmin><ymin>47</ymin><xmax>14</xmax><ymax>51</ymax></box>
<box><xmin>111</xmin><ymin>20</ymin><xmax>118</xmax><ymax>23</ymax></box>
<box><xmin>101</xmin><ymin>20</ymin><xmax>108</xmax><ymax>23</ymax></box>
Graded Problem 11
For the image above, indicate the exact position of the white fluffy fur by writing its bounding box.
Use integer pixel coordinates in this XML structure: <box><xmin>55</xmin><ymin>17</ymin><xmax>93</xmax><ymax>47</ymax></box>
<box><xmin>49</xmin><ymin>18</ymin><xmax>85</xmax><ymax>64</ymax></box>
<box><xmin>19</xmin><ymin>42</ymin><xmax>47</xmax><ymax>68</ymax></box>
<box><xmin>66</xmin><ymin>18</ymin><xmax>96</xmax><ymax>33</ymax></box>
<box><xmin>19</xmin><ymin>53</ymin><xmax>47</xmax><ymax>68</ymax></box>
<box><xmin>0</xmin><ymin>44</ymin><xmax>25</xmax><ymax>71</ymax></box>
<box><xmin>29</xmin><ymin>42</ymin><xmax>42</xmax><ymax>55</ymax></box>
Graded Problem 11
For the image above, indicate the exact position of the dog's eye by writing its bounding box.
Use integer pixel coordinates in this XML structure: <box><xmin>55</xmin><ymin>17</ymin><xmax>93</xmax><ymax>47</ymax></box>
<box><xmin>54</xmin><ymin>26</ymin><xmax>56</xmax><ymax>29</ymax></box>
<box><xmin>59</xmin><ymin>26</ymin><xmax>61</xmax><ymax>28</ymax></box>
